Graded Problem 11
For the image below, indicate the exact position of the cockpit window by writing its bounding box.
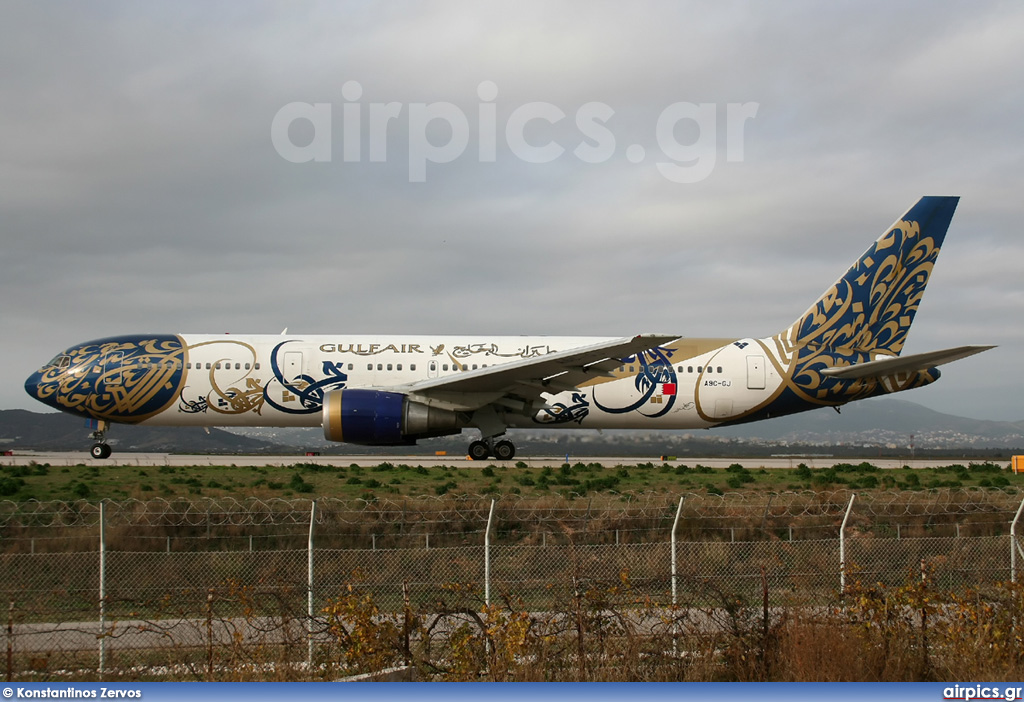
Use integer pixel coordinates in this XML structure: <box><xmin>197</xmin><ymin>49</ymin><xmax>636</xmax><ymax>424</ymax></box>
<box><xmin>47</xmin><ymin>355</ymin><xmax>72</xmax><ymax>369</ymax></box>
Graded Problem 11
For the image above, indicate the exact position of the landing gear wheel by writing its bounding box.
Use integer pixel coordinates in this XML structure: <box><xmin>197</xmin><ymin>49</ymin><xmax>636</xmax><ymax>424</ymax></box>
<box><xmin>493</xmin><ymin>440</ymin><xmax>516</xmax><ymax>461</ymax></box>
<box><xmin>468</xmin><ymin>440</ymin><xmax>490</xmax><ymax>461</ymax></box>
<box><xmin>91</xmin><ymin>443</ymin><xmax>112</xmax><ymax>460</ymax></box>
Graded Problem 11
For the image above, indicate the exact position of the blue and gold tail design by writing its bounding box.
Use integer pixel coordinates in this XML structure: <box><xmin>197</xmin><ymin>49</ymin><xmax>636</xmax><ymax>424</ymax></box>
<box><xmin>737</xmin><ymin>196</ymin><xmax>961</xmax><ymax>422</ymax></box>
<box><xmin>786</xmin><ymin>196</ymin><xmax>959</xmax><ymax>356</ymax></box>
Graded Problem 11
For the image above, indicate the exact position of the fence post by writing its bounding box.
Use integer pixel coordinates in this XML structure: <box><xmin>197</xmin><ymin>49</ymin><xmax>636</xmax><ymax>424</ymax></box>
<box><xmin>671</xmin><ymin>496</ymin><xmax>684</xmax><ymax>606</ymax></box>
<box><xmin>839</xmin><ymin>493</ymin><xmax>856</xmax><ymax>594</ymax></box>
<box><xmin>7</xmin><ymin>601</ymin><xmax>13</xmax><ymax>683</ymax></box>
<box><xmin>206</xmin><ymin>589</ymin><xmax>214</xmax><ymax>679</ymax></box>
<box><xmin>484</xmin><ymin>499</ymin><xmax>495</xmax><ymax>607</ymax></box>
<box><xmin>98</xmin><ymin>500</ymin><xmax>107</xmax><ymax>676</ymax></box>
<box><xmin>1010</xmin><ymin>497</ymin><xmax>1024</xmax><ymax>583</ymax></box>
<box><xmin>307</xmin><ymin>499</ymin><xmax>317</xmax><ymax>669</ymax></box>
<box><xmin>671</xmin><ymin>496</ymin><xmax>685</xmax><ymax>653</ymax></box>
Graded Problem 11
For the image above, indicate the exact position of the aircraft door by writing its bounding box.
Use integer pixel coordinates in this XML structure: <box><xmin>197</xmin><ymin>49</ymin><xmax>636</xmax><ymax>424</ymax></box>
<box><xmin>283</xmin><ymin>351</ymin><xmax>304</xmax><ymax>382</ymax></box>
<box><xmin>746</xmin><ymin>355</ymin><xmax>766</xmax><ymax>390</ymax></box>
<box><xmin>104</xmin><ymin>352</ymin><xmax>124</xmax><ymax>386</ymax></box>
<box><xmin>428</xmin><ymin>360</ymin><xmax>439</xmax><ymax>379</ymax></box>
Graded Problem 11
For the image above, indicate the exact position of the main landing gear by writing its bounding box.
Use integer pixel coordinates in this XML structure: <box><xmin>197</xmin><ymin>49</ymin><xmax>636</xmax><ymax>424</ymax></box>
<box><xmin>90</xmin><ymin>423</ymin><xmax>112</xmax><ymax>460</ymax></box>
<box><xmin>468</xmin><ymin>437</ymin><xmax>516</xmax><ymax>461</ymax></box>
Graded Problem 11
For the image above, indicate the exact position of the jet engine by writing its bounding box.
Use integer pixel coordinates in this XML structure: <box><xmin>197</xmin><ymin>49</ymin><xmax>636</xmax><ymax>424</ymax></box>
<box><xmin>322</xmin><ymin>389</ymin><xmax>464</xmax><ymax>445</ymax></box>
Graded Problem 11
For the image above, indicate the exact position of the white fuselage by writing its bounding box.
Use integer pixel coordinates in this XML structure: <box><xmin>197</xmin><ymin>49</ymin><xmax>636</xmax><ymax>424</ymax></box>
<box><xmin>159</xmin><ymin>333</ymin><xmax>783</xmax><ymax>431</ymax></box>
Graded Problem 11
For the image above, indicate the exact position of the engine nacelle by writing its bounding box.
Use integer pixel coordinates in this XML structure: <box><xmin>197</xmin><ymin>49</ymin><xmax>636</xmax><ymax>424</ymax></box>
<box><xmin>322</xmin><ymin>389</ymin><xmax>463</xmax><ymax>445</ymax></box>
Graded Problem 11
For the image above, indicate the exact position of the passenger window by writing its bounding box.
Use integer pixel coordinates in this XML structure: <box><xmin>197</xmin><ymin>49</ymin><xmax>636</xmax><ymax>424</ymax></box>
<box><xmin>429</xmin><ymin>362</ymin><xmax>436</xmax><ymax>371</ymax></box>
<box><xmin>697</xmin><ymin>366</ymin><xmax>703</xmax><ymax>373</ymax></box>
<box><xmin>387</xmin><ymin>364</ymin><xmax>393</xmax><ymax>371</ymax></box>
<box><xmin>397</xmin><ymin>364</ymin><xmax>403</xmax><ymax>371</ymax></box>
<box><xmin>443</xmin><ymin>364</ymin><xmax>449</xmax><ymax>371</ymax></box>
<box><xmin>235</xmin><ymin>363</ymin><xmax>241</xmax><ymax>370</ymax></box>
<box><xmin>254</xmin><ymin>363</ymin><xmax>260</xmax><ymax>370</ymax></box>
<box><xmin>472</xmin><ymin>364</ymin><xmax>478</xmax><ymax>370</ymax></box>
<box><xmin>717</xmin><ymin>366</ymin><xmax>723</xmax><ymax>373</ymax></box>
<box><xmin>348</xmin><ymin>364</ymin><xmax>353</xmax><ymax>371</ymax></box>
<box><xmin>377</xmin><ymin>364</ymin><xmax>383</xmax><ymax>371</ymax></box>
<box><xmin>244</xmin><ymin>363</ymin><xmax>251</xmax><ymax>370</ymax></box>
<box><xmin>411</xmin><ymin>364</ymin><xmax>416</xmax><ymax>371</ymax></box>
<box><xmin>367</xmin><ymin>364</ymin><xmax>373</xmax><ymax>371</ymax></box>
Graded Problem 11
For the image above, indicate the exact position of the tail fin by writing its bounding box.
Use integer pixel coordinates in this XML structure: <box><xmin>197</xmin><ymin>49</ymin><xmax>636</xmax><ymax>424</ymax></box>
<box><xmin>786</xmin><ymin>196</ymin><xmax>959</xmax><ymax>357</ymax></box>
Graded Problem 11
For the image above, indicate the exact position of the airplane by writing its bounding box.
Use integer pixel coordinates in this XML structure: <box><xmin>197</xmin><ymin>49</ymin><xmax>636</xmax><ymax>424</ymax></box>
<box><xmin>24</xmin><ymin>196</ymin><xmax>993</xmax><ymax>461</ymax></box>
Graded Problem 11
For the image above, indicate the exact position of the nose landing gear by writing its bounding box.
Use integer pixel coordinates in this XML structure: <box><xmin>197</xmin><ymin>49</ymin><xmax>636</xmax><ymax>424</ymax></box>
<box><xmin>89</xmin><ymin>421</ymin><xmax>112</xmax><ymax>460</ymax></box>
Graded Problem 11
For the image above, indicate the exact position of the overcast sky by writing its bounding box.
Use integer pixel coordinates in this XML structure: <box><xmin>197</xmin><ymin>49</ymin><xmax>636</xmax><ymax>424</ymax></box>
<box><xmin>3</xmin><ymin>1</ymin><xmax>1022</xmax><ymax>421</ymax></box>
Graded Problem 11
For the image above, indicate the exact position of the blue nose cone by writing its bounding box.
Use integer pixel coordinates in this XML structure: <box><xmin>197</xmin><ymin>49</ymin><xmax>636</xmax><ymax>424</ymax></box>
<box><xmin>25</xmin><ymin>335</ymin><xmax>188</xmax><ymax>422</ymax></box>
<box><xmin>25</xmin><ymin>368</ymin><xmax>42</xmax><ymax>400</ymax></box>
<box><xmin>25</xmin><ymin>367</ymin><xmax>59</xmax><ymax>410</ymax></box>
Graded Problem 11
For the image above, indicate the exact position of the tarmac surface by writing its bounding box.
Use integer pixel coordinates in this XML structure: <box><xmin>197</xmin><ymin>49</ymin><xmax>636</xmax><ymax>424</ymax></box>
<box><xmin>0</xmin><ymin>450</ymin><xmax>993</xmax><ymax>470</ymax></box>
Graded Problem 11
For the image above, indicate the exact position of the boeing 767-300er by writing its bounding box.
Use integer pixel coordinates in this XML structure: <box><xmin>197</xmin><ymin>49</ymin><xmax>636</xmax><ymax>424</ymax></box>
<box><xmin>25</xmin><ymin>196</ymin><xmax>993</xmax><ymax>460</ymax></box>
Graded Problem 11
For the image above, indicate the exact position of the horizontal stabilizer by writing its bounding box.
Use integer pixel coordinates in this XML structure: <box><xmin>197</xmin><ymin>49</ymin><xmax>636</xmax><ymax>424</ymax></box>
<box><xmin>820</xmin><ymin>345</ymin><xmax>995</xmax><ymax>379</ymax></box>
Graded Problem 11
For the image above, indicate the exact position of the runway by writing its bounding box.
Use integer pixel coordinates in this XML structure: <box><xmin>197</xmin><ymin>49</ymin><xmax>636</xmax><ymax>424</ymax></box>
<box><xmin>0</xmin><ymin>450</ymin><xmax>992</xmax><ymax>470</ymax></box>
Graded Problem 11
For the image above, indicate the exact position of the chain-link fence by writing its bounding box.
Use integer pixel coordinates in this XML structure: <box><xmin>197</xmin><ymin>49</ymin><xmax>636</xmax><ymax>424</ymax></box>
<box><xmin>2</xmin><ymin>489</ymin><xmax>1023</xmax><ymax>680</ymax></box>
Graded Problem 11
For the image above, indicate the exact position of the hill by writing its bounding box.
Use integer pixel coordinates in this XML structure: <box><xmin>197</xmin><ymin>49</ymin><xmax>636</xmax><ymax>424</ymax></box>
<box><xmin>2</xmin><ymin>398</ymin><xmax>1022</xmax><ymax>457</ymax></box>
<box><xmin>710</xmin><ymin>397</ymin><xmax>1024</xmax><ymax>448</ymax></box>
<box><xmin>0</xmin><ymin>409</ymin><xmax>281</xmax><ymax>454</ymax></box>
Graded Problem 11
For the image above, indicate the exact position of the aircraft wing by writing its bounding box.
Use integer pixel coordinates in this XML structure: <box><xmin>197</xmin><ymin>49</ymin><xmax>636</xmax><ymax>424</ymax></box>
<box><xmin>819</xmin><ymin>345</ymin><xmax>995</xmax><ymax>379</ymax></box>
<box><xmin>395</xmin><ymin>333</ymin><xmax>680</xmax><ymax>411</ymax></box>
